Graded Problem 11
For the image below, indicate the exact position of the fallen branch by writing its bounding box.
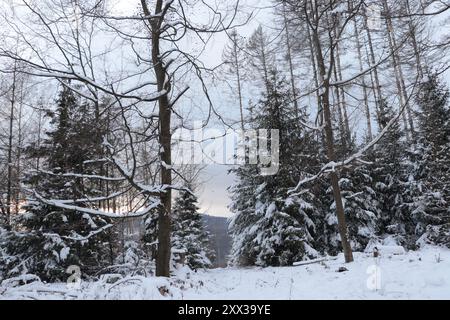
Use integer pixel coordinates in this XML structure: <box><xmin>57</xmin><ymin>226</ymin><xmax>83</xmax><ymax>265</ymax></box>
<box><xmin>292</xmin><ymin>256</ymin><xmax>338</xmax><ymax>267</ymax></box>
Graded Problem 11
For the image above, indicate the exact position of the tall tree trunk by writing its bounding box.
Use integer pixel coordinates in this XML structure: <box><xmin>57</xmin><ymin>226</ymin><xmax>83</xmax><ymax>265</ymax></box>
<box><xmin>383</xmin><ymin>0</ymin><xmax>416</xmax><ymax>139</ymax></box>
<box><xmin>362</xmin><ymin>6</ymin><xmax>384</xmax><ymax>123</ymax></box>
<box><xmin>405</xmin><ymin>0</ymin><xmax>424</xmax><ymax>79</ymax></box>
<box><xmin>282</xmin><ymin>2</ymin><xmax>299</xmax><ymax>116</ymax></box>
<box><xmin>260</xmin><ymin>41</ymin><xmax>270</xmax><ymax>96</ymax></box>
<box><xmin>35</xmin><ymin>100</ymin><xmax>43</xmax><ymax>172</ymax></box>
<box><xmin>6</xmin><ymin>63</ymin><xmax>17</xmax><ymax>227</ymax></box>
<box><xmin>333</xmin><ymin>24</ymin><xmax>351</xmax><ymax>143</ymax></box>
<box><xmin>306</xmin><ymin>22</ymin><xmax>323</xmax><ymax>140</ymax></box>
<box><xmin>15</xmin><ymin>81</ymin><xmax>24</xmax><ymax>215</ymax></box>
<box><xmin>142</xmin><ymin>0</ymin><xmax>172</xmax><ymax>277</ymax></box>
<box><xmin>332</xmin><ymin>54</ymin><xmax>348</xmax><ymax>152</ymax></box>
<box><xmin>311</xmin><ymin>24</ymin><xmax>354</xmax><ymax>264</ymax></box>
<box><xmin>352</xmin><ymin>5</ymin><xmax>372</xmax><ymax>140</ymax></box>
<box><xmin>232</xmin><ymin>33</ymin><xmax>245</xmax><ymax>131</ymax></box>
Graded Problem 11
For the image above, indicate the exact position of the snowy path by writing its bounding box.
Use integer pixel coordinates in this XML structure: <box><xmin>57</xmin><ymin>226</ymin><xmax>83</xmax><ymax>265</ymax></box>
<box><xmin>1</xmin><ymin>246</ymin><xmax>449</xmax><ymax>300</ymax></box>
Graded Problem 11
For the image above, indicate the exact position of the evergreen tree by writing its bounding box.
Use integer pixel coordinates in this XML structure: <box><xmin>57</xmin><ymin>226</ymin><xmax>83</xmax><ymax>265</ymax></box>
<box><xmin>114</xmin><ymin>222</ymin><xmax>151</xmax><ymax>277</ymax></box>
<box><xmin>0</xmin><ymin>86</ymin><xmax>114</xmax><ymax>281</ymax></box>
<box><xmin>405</xmin><ymin>73</ymin><xmax>450</xmax><ymax>247</ymax></box>
<box><xmin>229</xmin><ymin>71</ymin><xmax>324</xmax><ymax>267</ymax></box>
<box><xmin>369</xmin><ymin>99</ymin><xmax>413</xmax><ymax>246</ymax></box>
<box><xmin>329</xmin><ymin>109</ymin><xmax>380</xmax><ymax>252</ymax></box>
<box><xmin>172</xmin><ymin>188</ymin><xmax>215</xmax><ymax>270</ymax></box>
<box><xmin>335</xmin><ymin>166</ymin><xmax>380</xmax><ymax>252</ymax></box>
<box><xmin>143</xmin><ymin>210</ymin><xmax>159</xmax><ymax>262</ymax></box>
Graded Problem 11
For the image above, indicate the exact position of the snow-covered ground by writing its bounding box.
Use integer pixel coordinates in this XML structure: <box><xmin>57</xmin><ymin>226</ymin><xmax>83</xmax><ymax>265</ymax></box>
<box><xmin>1</xmin><ymin>245</ymin><xmax>449</xmax><ymax>300</ymax></box>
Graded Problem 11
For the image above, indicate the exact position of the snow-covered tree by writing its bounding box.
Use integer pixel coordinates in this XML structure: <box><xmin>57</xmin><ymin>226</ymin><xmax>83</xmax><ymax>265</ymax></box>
<box><xmin>172</xmin><ymin>189</ymin><xmax>215</xmax><ymax>270</ymax></box>
<box><xmin>327</xmin><ymin>106</ymin><xmax>380</xmax><ymax>252</ymax></box>
<box><xmin>229</xmin><ymin>71</ymin><xmax>324</xmax><ymax>266</ymax></box>
<box><xmin>405</xmin><ymin>73</ymin><xmax>450</xmax><ymax>247</ymax></box>
<box><xmin>0</xmin><ymin>86</ymin><xmax>115</xmax><ymax>281</ymax></box>
<box><xmin>366</xmin><ymin>100</ymin><xmax>414</xmax><ymax>246</ymax></box>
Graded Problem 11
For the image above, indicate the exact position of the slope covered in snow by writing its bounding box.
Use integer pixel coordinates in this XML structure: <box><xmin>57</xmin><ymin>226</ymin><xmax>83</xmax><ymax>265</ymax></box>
<box><xmin>1</xmin><ymin>245</ymin><xmax>449</xmax><ymax>300</ymax></box>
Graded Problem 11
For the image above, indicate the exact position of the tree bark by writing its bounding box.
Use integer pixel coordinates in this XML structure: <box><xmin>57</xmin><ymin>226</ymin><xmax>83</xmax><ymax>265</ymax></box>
<box><xmin>142</xmin><ymin>0</ymin><xmax>172</xmax><ymax>277</ymax></box>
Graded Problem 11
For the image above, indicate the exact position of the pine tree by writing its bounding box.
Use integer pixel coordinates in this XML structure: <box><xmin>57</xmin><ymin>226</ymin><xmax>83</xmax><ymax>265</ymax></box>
<box><xmin>334</xmin><ymin>166</ymin><xmax>380</xmax><ymax>252</ymax></box>
<box><xmin>406</xmin><ymin>73</ymin><xmax>450</xmax><ymax>247</ymax></box>
<box><xmin>0</xmin><ymin>86</ymin><xmax>114</xmax><ymax>281</ymax></box>
<box><xmin>326</xmin><ymin>106</ymin><xmax>380</xmax><ymax>252</ymax></box>
<box><xmin>369</xmin><ymin>99</ymin><xmax>414</xmax><ymax>246</ymax></box>
<box><xmin>114</xmin><ymin>218</ymin><xmax>150</xmax><ymax>276</ymax></box>
<box><xmin>229</xmin><ymin>71</ymin><xmax>324</xmax><ymax>267</ymax></box>
<box><xmin>172</xmin><ymin>189</ymin><xmax>215</xmax><ymax>270</ymax></box>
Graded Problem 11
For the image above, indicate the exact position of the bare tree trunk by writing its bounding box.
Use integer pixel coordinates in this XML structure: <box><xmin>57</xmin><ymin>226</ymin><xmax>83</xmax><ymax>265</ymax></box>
<box><xmin>306</xmin><ymin>22</ymin><xmax>322</xmax><ymax>133</ymax></box>
<box><xmin>260</xmin><ymin>41</ymin><xmax>270</xmax><ymax>96</ymax></box>
<box><xmin>36</xmin><ymin>102</ymin><xmax>43</xmax><ymax>171</ymax></box>
<box><xmin>311</xmin><ymin>24</ymin><xmax>354</xmax><ymax>264</ymax></box>
<box><xmin>282</xmin><ymin>2</ymin><xmax>299</xmax><ymax>116</ymax></box>
<box><xmin>352</xmin><ymin>8</ymin><xmax>372</xmax><ymax>140</ymax></box>
<box><xmin>6</xmin><ymin>62</ymin><xmax>17</xmax><ymax>227</ymax></box>
<box><xmin>15</xmin><ymin>80</ymin><xmax>24</xmax><ymax>215</ymax></box>
<box><xmin>332</xmin><ymin>53</ymin><xmax>348</xmax><ymax>152</ymax></box>
<box><xmin>405</xmin><ymin>0</ymin><xmax>424</xmax><ymax>79</ymax></box>
<box><xmin>333</xmin><ymin>24</ymin><xmax>351</xmax><ymax>142</ymax></box>
<box><xmin>383</xmin><ymin>0</ymin><xmax>416</xmax><ymax>139</ymax></box>
<box><xmin>362</xmin><ymin>6</ymin><xmax>384</xmax><ymax>122</ymax></box>
<box><xmin>231</xmin><ymin>33</ymin><xmax>245</xmax><ymax>131</ymax></box>
<box><xmin>142</xmin><ymin>0</ymin><xmax>172</xmax><ymax>277</ymax></box>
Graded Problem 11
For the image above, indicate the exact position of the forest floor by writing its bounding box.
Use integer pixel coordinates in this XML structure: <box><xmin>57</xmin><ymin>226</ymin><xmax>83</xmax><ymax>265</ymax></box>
<box><xmin>1</xmin><ymin>245</ymin><xmax>449</xmax><ymax>300</ymax></box>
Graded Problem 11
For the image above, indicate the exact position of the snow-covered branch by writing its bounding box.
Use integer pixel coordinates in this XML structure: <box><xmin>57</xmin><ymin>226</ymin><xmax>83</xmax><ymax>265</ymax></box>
<box><xmin>289</xmin><ymin>75</ymin><xmax>420</xmax><ymax>194</ymax></box>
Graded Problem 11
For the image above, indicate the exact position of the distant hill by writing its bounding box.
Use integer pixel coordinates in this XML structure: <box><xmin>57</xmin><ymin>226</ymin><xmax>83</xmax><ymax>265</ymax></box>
<box><xmin>202</xmin><ymin>215</ymin><xmax>232</xmax><ymax>268</ymax></box>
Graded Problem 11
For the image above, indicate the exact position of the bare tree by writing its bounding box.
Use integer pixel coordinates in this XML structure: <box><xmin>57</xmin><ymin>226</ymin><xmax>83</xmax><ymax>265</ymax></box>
<box><xmin>246</xmin><ymin>25</ymin><xmax>275</xmax><ymax>95</ymax></box>
<box><xmin>222</xmin><ymin>29</ymin><xmax>247</xmax><ymax>131</ymax></box>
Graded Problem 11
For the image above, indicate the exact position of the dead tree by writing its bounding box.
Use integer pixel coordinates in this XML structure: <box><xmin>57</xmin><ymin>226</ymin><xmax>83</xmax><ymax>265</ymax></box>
<box><xmin>222</xmin><ymin>29</ymin><xmax>247</xmax><ymax>131</ymax></box>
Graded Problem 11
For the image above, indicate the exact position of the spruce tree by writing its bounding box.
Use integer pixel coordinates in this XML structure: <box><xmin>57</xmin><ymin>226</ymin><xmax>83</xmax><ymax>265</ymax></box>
<box><xmin>229</xmin><ymin>71</ymin><xmax>323</xmax><ymax>266</ymax></box>
<box><xmin>172</xmin><ymin>188</ymin><xmax>215</xmax><ymax>270</ymax></box>
<box><xmin>0</xmin><ymin>86</ymin><xmax>114</xmax><ymax>281</ymax></box>
<box><xmin>407</xmin><ymin>73</ymin><xmax>450</xmax><ymax>247</ymax></box>
<box><xmin>329</xmin><ymin>111</ymin><xmax>380</xmax><ymax>252</ymax></box>
<box><xmin>336</xmin><ymin>166</ymin><xmax>380</xmax><ymax>252</ymax></box>
<box><xmin>369</xmin><ymin>99</ymin><xmax>413</xmax><ymax>246</ymax></box>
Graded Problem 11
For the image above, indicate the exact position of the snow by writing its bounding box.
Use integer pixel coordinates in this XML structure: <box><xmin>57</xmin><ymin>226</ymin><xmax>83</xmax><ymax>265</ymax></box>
<box><xmin>1</xmin><ymin>246</ymin><xmax>449</xmax><ymax>300</ymax></box>
<box><xmin>59</xmin><ymin>247</ymin><xmax>70</xmax><ymax>261</ymax></box>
